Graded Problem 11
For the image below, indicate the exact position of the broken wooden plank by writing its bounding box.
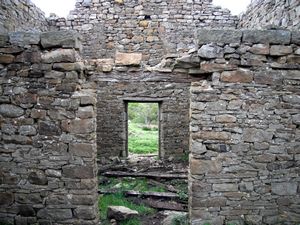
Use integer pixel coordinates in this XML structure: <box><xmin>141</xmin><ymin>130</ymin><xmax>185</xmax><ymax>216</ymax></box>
<box><xmin>98</xmin><ymin>190</ymin><xmax>181</xmax><ymax>200</ymax></box>
<box><xmin>142</xmin><ymin>199</ymin><xmax>187</xmax><ymax>211</ymax></box>
<box><xmin>148</xmin><ymin>179</ymin><xmax>180</xmax><ymax>193</ymax></box>
<box><xmin>102</xmin><ymin>171</ymin><xmax>187</xmax><ymax>179</ymax></box>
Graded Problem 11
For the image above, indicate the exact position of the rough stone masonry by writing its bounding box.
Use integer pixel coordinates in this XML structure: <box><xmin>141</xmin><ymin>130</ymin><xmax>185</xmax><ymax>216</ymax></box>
<box><xmin>0</xmin><ymin>0</ymin><xmax>300</xmax><ymax>224</ymax></box>
<box><xmin>0</xmin><ymin>31</ymin><xmax>99</xmax><ymax>225</ymax></box>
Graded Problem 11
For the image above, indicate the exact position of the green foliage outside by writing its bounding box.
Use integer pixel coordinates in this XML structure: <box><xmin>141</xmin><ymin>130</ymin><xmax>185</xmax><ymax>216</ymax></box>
<box><xmin>99</xmin><ymin>193</ymin><xmax>155</xmax><ymax>225</ymax></box>
<box><xmin>128</xmin><ymin>103</ymin><xmax>158</xmax><ymax>126</ymax></box>
<box><xmin>128</xmin><ymin>122</ymin><xmax>158</xmax><ymax>154</ymax></box>
<box><xmin>171</xmin><ymin>214</ymin><xmax>189</xmax><ymax>225</ymax></box>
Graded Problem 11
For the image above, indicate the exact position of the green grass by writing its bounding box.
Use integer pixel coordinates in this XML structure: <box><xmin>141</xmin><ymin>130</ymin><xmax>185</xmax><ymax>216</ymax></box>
<box><xmin>172</xmin><ymin>214</ymin><xmax>189</xmax><ymax>225</ymax></box>
<box><xmin>99</xmin><ymin>193</ymin><xmax>155</xmax><ymax>225</ymax></box>
<box><xmin>100</xmin><ymin>177</ymin><xmax>166</xmax><ymax>193</ymax></box>
<box><xmin>128</xmin><ymin>123</ymin><xmax>158</xmax><ymax>154</ymax></box>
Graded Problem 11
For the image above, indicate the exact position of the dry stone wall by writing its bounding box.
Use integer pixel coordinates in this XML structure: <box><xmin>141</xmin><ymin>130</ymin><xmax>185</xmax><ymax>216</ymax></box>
<box><xmin>0</xmin><ymin>31</ymin><xmax>99</xmax><ymax>225</ymax></box>
<box><xmin>189</xmin><ymin>29</ymin><xmax>300</xmax><ymax>225</ymax></box>
<box><xmin>85</xmin><ymin>53</ymin><xmax>204</xmax><ymax>159</ymax></box>
<box><xmin>49</xmin><ymin>0</ymin><xmax>238</xmax><ymax>65</ymax></box>
<box><xmin>0</xmin><ymin>0</ymin><xmax>49</xmax><ymax>33</ymax></box>
<box><xmin>239</xmin><ymin>0</ymin><xmax>300</xmax><ymax>29</ymax></box>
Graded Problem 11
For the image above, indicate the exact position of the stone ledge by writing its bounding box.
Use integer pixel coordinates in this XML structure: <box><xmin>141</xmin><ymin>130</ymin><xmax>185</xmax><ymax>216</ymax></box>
<box><xmin>197</xmin><ymin>29</ymin><xmax>242</xmax><ymax>45</ymax></box>
<box><xmin>242</xmin><ymin>29</ymin><xmax>291</xmax><ymax>44</ymax></box>
<box><xmin>41</xmin><ymin>31</ymin><xmax>82</xmax><ymax>50</ymax></box>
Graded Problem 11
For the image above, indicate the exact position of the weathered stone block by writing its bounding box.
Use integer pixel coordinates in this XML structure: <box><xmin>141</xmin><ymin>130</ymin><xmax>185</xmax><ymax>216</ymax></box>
<box><xmin>69</xmin><ymin>143</ymin><xmax>95</xmax><ymax>157</ymax></box>
<box><xmin>74</xmin><ymin>206</ymin><xmax>97</xmax><ymax>219</ymax></box>
<box><xmin>9</xmin><ymin>32</ymin><xmax>40</xmax><ymax>46</ymax></box>
<box><xmin>19</xmin><ymin>205</ymin><xmax>36</xmax><ymax>217</ymax></box>
<box><xmin>271</xmin><ymin>183</ymin><xmax>297</xmax><ymax>195</ymax></box>
<box><xmin>249</xmin><ymin>44</ymin><xmax>270</xmax><ymax>55</ymax></box>
<box><xmin>212</xmin><ymin>183</ymin><xmax>238</xmax><ymax>192</ymax></box>
<box><xmin>0</xmin><ymin>54</ymin><xmax>14</xmax><ymax>64</ymax></box>
<box><xmin>107</xmin><ymin>206</ymin><xmax>138</xmax><ymax>221</ymax></box>
<box><xmin>28</xmin><ymin>170</ymin><xmax>48</xmax><ymax>185</ymax></box>
<box><xmin>115</xmin><ymin>0</ymin><xmax>124</xmax><ymax>4</ymax></box>
<box><xmin>192</xmin><ymin>197</ymin><xmax>226</xmax><ymax>208</ymax></box>
<box><xmin>200</xmin><ymin>63</ymin><xmax>237</xmax><ymax>72</ymax></box>
<box><xmin>190</xmin><ymin>158</ymin><xmax>222</xmax><ymax>175</ymax></box>
<box><xmin>192</xmin><ymin>131</ymin><xmax>231</xmax><ymax>141</ymax></box>
<box><xmin>41</xmin><ymin>31</ymin><xmax>81</xmax><ymax>49</ymax></box>
<box><xmin>243</xmin><ymin>128</ymin><xmax>273</xmax><ymax>143</ymax></box>
<box><xmin>42</xmin><ymin>49</ymin><xmax>79</xmax><ymax>63</ymax></box>
<box><xmin>254</xmin><ymin>154</ymin><xmax>276</xmax><ymax>163</ymax></box>
<box><xmin>38</xmin><ymin>121</ymin><xmax>61</xmax><ymax>136</ymax></box>
<box><xmin>206</xmin><ymin>101</ymin><xmax>227</xmax><ymax>111</ymax></box>
<box><xmin>77</xmin><ymin>106</ymin><xmax>95</xmax><ymax>119</ymax></box>
<box><xmin>70</xmin><ymin>194</ymin><xmax>97</xmax><ymax>205</ymax></box>
<box><xmin>270</xmin><ymin>45</ymin><xmax>293</xmax><ymax>56</ymax></box>
<box><xmin>19</xmin><ymin>125</ymin><xmax>37</xmax><ymax>136</ymax></box>
<box><xmin>15</xmin><ymin>49</ymin><xmax>41</xmax><ymax>63</ymax></box>
<box><xmin>31</xmin><ymin>109</ymin><xmax>46</xmax><ymax>119</ymax></box>
<box><xmin>62</xmin><ymin>165</ymin><xmax>95</xmax><ymax>179</ymax></box>
<box><xmin>0</xmin><ymin>192</ymin><xmax>14</xmax><ymax>205</ymax></box>
<box><xmin>254</xmin><ymin>70</ymin><xmax>283</xmax><ymax>85</ymax></box>
<box><xmin>197</xmin><ymin>29</ymin><xmax>242</xmax><ymax>44</ymax></box>
<box><xmin>53</xmin><ymin>62</ymin><xmax>84</xmax><ymax>71</ymax></box>
<box><xmin>61</xmin><ymin>119</ymin><xmax>95</xmax><ymax>134</ymax></box>
<box><xmin>198</xmin><ymin>44</ymin><xmax>224</xmax><ymax>59</ymax></box>
<box><xmin>292</xmin><ymin>114</ymin><xmax>300</xmax><ymax>125</ymax></box>
<box><xmin>215</xmin><ymin>115</ymin><xmax>237</xmax><ymax>123</ymax></box>
<box><xmin>80</xmin><ymin>96</ymin><xmax>97</xmax><ymax>106</ymax></box>
<box><xmin>220</xmin><ymin>69</ymin><xmax>253</xmax><ymax>83</ymax></box>
<box><xmin>244</xmin><ymin>215</ymin><xmax>263</xmax><ymax>225</ymax></box>
<box><xmin>0</xmin><ymin>104</ymin><xmax>24</xmax><ymax>118</ymax></box>
<box><xmin>37</xmin><ymin>208</ymin><xmax>73</xmax><ymax>220</ymax></box>
<box><xmin>287</xmin><ymin>55</ymin><xmax>300</xmax><ymax>64</ymax></box>
<box><xmin>282</xmin><ymin>95</ymin><xmax>300</xmax><ymax>104</ymax></box>
<box><xmin>115</xmin><ymin>52</ymin><xmax>142</xmax><ymax>66</ymax></box>
<box><xmin>243</xmin><ymin>30</ymin><xmax>291</xmax><ymax>44</ymax></box>
<box><xmin>191</xmin><ymin>141</ymin><xmax>207</xmax><ymax>155</ymax></box>
<box><xmin>44</xmin><ymin>70</ymin><xmax>65</xmax><ymax>79</ymax></box>
<box><xmin>291</xmin><ymin>31</ymin><xmax>300</xmax><ymax>45</ymax></box>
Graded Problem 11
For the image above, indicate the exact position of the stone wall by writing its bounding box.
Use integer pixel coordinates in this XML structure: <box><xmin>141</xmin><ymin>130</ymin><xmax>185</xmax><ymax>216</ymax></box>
<box><xmin>239</xmin><ymin>0</ymin><xmax>300</xmax><ymax>29</ymax></box>
<box><xmin>48</xmin><ymin>0</ymin><xmax>238</xmax><ymax>65</ymax></box>
<box><xmin>0</xmin><ymin>0</ymin><xmax>49</xmax><ymax>33</ymax></box>
<box><xmin>85</xmin><ymin>53</ymin><xmax>206</xmax><ymax>159</ymax></box>
<box><xmin>0</xmin><ymin>31</ymin><xmax>99</xmax><ymax>224</ymax></box>
<box><xmin>189</xmin><ymin>29</ymin><xmax>300</xmax><ymax>224</ymax></box>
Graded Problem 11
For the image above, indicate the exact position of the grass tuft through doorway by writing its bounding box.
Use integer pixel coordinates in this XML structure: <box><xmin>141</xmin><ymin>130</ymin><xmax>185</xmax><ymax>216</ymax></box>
<box><xmin>128</xmin><ymin>102</ymin><xmax>159</xmax><ymax>155</ymax></box>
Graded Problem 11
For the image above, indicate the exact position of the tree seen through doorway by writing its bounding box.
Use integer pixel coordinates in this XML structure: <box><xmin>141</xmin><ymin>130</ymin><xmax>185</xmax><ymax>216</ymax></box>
<box><xmin>128</xmin><ymin>103</ymin><xmax>159</xmax><ymax>155</ymax></box>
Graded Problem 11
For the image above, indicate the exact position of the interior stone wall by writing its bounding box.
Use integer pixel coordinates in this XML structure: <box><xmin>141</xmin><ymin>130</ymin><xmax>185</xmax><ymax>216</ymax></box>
<box><xmin>189</xmin><ymin>29</ymin><xmax>300</xmax><ymax>225</ymax></box>
<box><xmin>85</xmin><ymin>55</ymin><xmax>205</xmax><ymax>159</ymax></box>
<box><xmin>48</xmin><ymin>0</ymin><xmax>238</xmax><ymax>65</ymax></box>
<box><xmin>0</xmin><ymin>0</ymin><xmax>49</xmax><ymax>33</ymax></box>
<box><xmin>239</xmin><ymin>0</ymin><xmax>300</xmax><ymax>29</ymax></box>
<box><xmin>0</xmin><ymin>31</ymin><xmax>99</xmax><ymax>225</ymax></box>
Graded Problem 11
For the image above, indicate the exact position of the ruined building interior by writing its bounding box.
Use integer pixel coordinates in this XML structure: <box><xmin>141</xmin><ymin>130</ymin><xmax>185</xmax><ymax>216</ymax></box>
<box><xmin>0</xmin><ymin>0</ymin><xmax>300</xmax><ymax>224</ymax></box>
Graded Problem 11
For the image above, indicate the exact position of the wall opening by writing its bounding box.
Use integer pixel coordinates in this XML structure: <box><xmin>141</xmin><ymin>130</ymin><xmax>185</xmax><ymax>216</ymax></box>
<box><xmin>125</xmin><ymin>101</ymin><xmax>161</xmax><ymax>158</ymax></box>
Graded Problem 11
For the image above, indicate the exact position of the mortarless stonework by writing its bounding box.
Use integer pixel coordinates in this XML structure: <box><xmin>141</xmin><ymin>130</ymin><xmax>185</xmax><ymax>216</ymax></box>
<box><xmin>1</xmin><ymin>0</ymin><xmax>300</xmax><ymax>224</ymax></box>
<box><xmin>48</xmin><ymin>0</ymin><xmax>238</xmax><ymax>65</ymax></box>
<box><xmin>239</xmin><ymin>0</ymin><xmax>300</xmax><ymax>29</ymax></box>
<box><xmin>0</xmin><ymin>31</ymin><xmax>99</xmax><ymax>225</ymax></box>
<box><xmin>189</xmin><ymin>29</ymin><xmax>300</xmax><ymax>225</ymax></box>
<box><xmin>0</xmin><ymin>0</ymin><xmax>49</xmax><ymax>33</ymax></box>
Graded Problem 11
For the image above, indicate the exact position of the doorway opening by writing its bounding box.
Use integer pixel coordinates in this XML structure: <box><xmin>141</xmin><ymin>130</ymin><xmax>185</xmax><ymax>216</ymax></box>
<box><xmin>126</xmin><ymin>101</ymin><xmax>160</xmax><ymax>157</ymax></box>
